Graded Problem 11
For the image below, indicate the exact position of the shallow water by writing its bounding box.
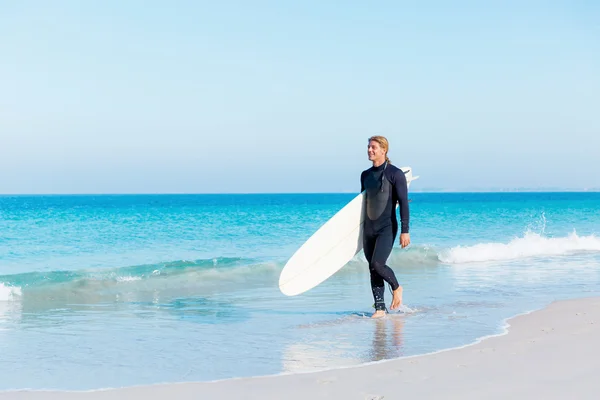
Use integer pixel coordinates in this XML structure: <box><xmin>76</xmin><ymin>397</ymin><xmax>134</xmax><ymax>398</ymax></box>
<box><xmin>1</xmin><ymin>192</ymin><xmax>600</xmax><ymax>390</ymax></box>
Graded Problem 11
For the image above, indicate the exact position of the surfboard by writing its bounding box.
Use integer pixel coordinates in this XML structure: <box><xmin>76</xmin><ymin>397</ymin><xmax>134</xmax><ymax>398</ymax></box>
<box><xmin>279</xmin><ymin>166</ymin><xmax>419</xmax><ymax>296</ymax></box>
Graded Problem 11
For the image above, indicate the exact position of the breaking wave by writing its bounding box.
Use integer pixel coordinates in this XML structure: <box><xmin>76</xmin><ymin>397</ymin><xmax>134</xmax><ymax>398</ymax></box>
<box><xmin>0</xmin><ymin>257</ymin><xmax>281</xmax><ymax>302</ymax></box>
<box><xmin>352</xmin><ymin>231</ymin><xmax>600</xmax><ymax>267</ymax></box>
<box><xmin>2</xmin><ymin>231</ymin><xmax>600</xmax><ymax>302</ymax></box>
<box><xmin>0</xmin><ymin>283</ymin><xmax>22</xmax><ymax>302</ymax></box>
<box><xmin>438</xmin><ymin>231</ymin><xmax>600</xmax><ymax>264</ymax></box>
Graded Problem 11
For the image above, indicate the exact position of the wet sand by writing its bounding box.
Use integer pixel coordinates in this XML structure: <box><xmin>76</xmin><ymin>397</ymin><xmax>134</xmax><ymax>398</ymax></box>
<box><xmin>2</xmin><ymin>296</ymin><xmax>600</xmax><ymax>400</ymax></box>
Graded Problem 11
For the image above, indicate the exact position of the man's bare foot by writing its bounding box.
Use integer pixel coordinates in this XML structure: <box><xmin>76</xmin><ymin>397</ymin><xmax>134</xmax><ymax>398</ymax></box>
<box><xmin>390</xmin><ymin>286</ymin><xmax>403</xmax><ymax>310</ymax></box>
<box><xmin>371</xmin><ymin>310</ymin><xmax>386</xmax><ymax>318</ymax></box>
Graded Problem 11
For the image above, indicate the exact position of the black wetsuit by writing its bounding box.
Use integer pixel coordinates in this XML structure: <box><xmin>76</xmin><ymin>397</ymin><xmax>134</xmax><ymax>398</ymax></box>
<box><xmin>360</xmin><ymin>161</ymin><xmax>410</xmax><ymax>311</ymax></box>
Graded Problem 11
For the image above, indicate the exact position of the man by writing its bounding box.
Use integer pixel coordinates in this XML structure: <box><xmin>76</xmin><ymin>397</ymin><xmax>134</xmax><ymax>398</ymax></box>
<box><xmin>360</xmin><ymin>135</ymin><xmax>410</xmax><ymax>318</ymax></box>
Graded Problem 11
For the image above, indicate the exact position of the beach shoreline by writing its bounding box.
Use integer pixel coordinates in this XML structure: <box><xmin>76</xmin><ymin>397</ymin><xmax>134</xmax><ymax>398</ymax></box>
<box><xmin>2</xmin><ymin>295</ymin><xmax>600</xmax><ymax>399</ymax></box>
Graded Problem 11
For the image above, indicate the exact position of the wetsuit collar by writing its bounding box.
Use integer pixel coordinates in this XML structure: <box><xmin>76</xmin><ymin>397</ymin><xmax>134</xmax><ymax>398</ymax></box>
<box><xmin>371</xmin><ymin>161</ymin><xmax>387</xmax><ymax>171</ymax></box>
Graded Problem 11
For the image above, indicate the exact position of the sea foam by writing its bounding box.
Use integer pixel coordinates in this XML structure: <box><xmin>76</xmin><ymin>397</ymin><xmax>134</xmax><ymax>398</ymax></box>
<box><xmin>0</xmin><ymin>284</ymin><xmax>22</xmax><ymax>302</ymax></box>
<box><xmin>440</xmin><ymin>231</ymin><xmax>600</xmax><ymax>264</ymax></box>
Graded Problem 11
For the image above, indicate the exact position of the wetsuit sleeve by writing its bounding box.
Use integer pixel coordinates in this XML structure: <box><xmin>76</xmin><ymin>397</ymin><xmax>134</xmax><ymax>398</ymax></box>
<box><xmin>360</xmin><ymin>171</ymin><xmax>366</xmax><ymax>192</ymax></box>
<box><xmin>393</xmin><ymin>169</ymin><xmax>410</xmax><ymax>233</ymax></box>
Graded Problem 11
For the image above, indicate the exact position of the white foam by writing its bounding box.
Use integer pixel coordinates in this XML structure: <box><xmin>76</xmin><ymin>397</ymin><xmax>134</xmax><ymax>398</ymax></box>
<box><xmin>440</xmin><ymin>231</ymin><xmax>600</xmax><ymax>264</ymax></box>
<box><xmin>394</xmin><ymin>304</ymin><xmax>418</xmax><ymax>314</ymax></box>
<box><xmin>0</xmin><ymin>283</ymin><xmax>22</xmax><ymax>301</ymax></box>
<box><xmin>116</xmin><ymin>276</ymin><xmax>142</xmax><ymax>282</ymax></box>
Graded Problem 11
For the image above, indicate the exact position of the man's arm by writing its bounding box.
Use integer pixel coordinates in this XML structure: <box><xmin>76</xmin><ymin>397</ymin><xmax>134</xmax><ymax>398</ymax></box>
<box><xmin>393</xmin><ymin>169</ymin><xmax>410</xmax><ymax>234</ymax></box>
<box><xmin>360</xmin><ymin>171</ymin><xmax>366</xmax><ymax>192</ymax></box>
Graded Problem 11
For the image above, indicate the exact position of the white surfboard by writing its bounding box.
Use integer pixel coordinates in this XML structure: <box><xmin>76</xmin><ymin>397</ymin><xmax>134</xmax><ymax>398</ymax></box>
<box><xmin>279</xmin><ymin>166</ymin><xmax>419</xmax><ymax>296</ymax></box>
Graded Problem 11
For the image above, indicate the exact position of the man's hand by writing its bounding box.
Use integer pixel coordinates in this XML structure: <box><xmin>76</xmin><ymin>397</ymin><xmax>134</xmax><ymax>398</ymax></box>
<box><xmin>400</xmin><ymin>233</ymin><xmax>410</xmax><ymax>248</ymax></box>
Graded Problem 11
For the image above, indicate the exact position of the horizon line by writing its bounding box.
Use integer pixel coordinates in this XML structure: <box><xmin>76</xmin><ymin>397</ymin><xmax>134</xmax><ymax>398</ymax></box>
<box><xmin>2</xmin><ymin>189</ymin><xmax>600</xmax><ymax>196</ymax></box>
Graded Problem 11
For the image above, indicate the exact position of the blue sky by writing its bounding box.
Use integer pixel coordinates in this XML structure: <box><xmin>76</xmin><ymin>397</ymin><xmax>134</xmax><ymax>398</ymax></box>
<box><xmin>1</xmin><ymin>1</ymin><xmax>599</xmax><ymax>193</ymax></box>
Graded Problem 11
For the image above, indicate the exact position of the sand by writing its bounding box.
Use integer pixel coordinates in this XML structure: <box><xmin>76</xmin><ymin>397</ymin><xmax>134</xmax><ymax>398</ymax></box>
<box><xmin>2</xmin><ymin>296</ymin><xmax>600</xmax><ymax>400</ymax></box>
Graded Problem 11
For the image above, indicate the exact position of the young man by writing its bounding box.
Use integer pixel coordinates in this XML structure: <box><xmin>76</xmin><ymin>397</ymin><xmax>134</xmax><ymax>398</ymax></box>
<box><xmin>360</xmin><ymin>135</ymin><xmax>410</xmax><ymax>318</ymax></box>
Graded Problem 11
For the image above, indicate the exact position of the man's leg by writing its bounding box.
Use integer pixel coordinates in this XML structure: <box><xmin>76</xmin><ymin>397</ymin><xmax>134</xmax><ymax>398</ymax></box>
<box><xmin>364</xmin><ymin>233</ymin><xmax>386</xmax><ymax>317</ymax></box>
<box><xmin>370</xmin><ymin>227</ymin><xmax>402</xmax><ymax>310</ymax></box>
<box><xmin>370</xmin><ymin>265</ymin><xmax>386</xmax><ymax>316</ymax></box>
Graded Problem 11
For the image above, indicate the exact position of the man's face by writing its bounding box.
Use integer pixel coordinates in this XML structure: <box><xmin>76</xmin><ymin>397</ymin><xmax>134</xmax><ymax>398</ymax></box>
<box><xmin>368</xmin><ymin>140</ymin><xmax>385</xmax><ymax>162</ymax></box>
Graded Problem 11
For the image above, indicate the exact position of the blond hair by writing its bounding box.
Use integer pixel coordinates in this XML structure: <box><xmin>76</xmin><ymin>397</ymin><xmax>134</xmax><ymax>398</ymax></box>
<box><xmin>368</xmin><ymin>135</ymin><xmax>391</xmax><ymax>164</ymax></box>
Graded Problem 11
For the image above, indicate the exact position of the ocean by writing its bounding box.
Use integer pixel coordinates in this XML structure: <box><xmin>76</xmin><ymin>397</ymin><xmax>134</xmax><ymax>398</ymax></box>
<box><xmin>1</xmin><ymin>192</ymin><xmax>600</xmax><ymax>390</ymax></box>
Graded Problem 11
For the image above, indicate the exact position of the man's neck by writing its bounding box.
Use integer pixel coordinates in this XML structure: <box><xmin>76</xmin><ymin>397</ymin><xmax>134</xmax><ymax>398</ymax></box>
<box><xmin>372</xmin><ymin>159</ymin><xmax>386</xmax><ymax>168</ymax></box>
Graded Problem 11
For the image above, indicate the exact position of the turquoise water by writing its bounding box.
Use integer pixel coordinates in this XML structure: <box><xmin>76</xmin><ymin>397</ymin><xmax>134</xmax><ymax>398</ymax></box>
<box><xmin>2</xmin><ymin>192</ymin><xmax>600</xmax><ymax>390</ymax></box>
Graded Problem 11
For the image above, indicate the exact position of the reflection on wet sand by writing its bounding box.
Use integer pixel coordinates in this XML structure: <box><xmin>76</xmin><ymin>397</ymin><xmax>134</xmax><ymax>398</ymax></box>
<box><xmin>282</xmin><ymin>313</ymin><xmax>407</xmax><ymax>374</ymax></box>
<box><xmin>370</xmin><ymin>315</ymin><xmax>405</xmax><ymax>361</ymax></box>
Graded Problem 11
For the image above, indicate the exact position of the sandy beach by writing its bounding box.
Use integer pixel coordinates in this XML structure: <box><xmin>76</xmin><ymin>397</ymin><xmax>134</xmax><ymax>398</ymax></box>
<box><xmin>2</xmin><ymin>296</ymin><xmax>600</xmax><ymax>400</ymax></box>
